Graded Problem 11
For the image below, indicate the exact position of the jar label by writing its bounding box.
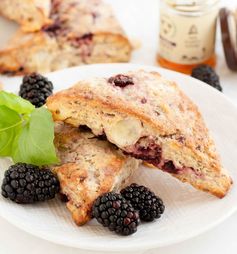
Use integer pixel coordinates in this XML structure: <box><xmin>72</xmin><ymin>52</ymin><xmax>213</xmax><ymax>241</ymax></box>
<box><xmin>159</xmin><ymin>8</ymin><xmax>218</xmax><ymax>64</ymax></box>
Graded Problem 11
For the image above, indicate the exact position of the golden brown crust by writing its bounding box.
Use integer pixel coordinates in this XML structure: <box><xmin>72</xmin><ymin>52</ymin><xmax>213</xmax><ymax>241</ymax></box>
<box><xmin>53</xmin><ymin>123</ymin><xmax>139</xmax><ymax>225</ymax></box>
<box><xmin>0</xmin><ymin>31</ymin><xmax>131</xmax><ymax>75</ymax></box>
<box><xmin>47</xmin><ymin>70</ymin><xmax>232</xmax><ymax>198</ymax></box>
<box><xmin>0</xmin><ymin>0</ymin><xmax>51</xmax><ymax>32</ymax></box>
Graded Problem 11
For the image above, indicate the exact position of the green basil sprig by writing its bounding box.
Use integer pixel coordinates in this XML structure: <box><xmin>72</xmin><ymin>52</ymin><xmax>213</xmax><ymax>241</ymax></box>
<box><xmin>0</xmin><ymin>91</ymin><xmax>59</xmax><ymax>166</ymax></box>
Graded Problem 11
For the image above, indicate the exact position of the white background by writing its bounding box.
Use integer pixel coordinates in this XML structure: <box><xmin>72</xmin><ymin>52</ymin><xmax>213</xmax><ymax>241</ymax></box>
<box><xmin>0</xmin><ymin>0</ymin><xmax>237</xmax><ymax>253</ymax></box>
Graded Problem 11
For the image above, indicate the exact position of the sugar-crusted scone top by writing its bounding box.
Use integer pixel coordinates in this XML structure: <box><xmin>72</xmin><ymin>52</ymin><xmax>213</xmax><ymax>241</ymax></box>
<box><xmin>47</xmin><ymin>70</ymin><xmax>232</xmax><ymax>197</ymax></box>
<box><xmin>50</xmin><ymin>70</ymin><xmax>215</xmax><ymax>156</ymax></box>
<box><xmin>46</xmin><ymin>0</ymin><xmax>126</xmax><ymax>38</ymax></box>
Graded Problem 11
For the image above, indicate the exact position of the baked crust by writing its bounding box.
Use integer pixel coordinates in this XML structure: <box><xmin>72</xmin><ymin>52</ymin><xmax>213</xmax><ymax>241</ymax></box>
<box><xmin>0</xmin><ymin>0</ymin><xmax>132</xmax><ymax>75</ymax></box>
<box><xmin>47</xmin><ymin>70</ymin><xmax>232</xmax><ymax>198</ymax></box>
<box><xmin>0</xmin><ymin>0</ymin><xmax>51</xmax><ymax>32</ymax></box>
<box><xmin>53</xmin><ymin>123</ymin><xmax>139</xmax><ymax>225</ymax></box>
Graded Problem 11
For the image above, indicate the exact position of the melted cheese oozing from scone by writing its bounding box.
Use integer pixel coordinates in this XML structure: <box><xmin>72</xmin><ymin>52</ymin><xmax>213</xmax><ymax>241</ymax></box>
<box><xmin>105</xmin><ymin>118</ymin><xmax>143</xmax><ymax>147</ymax></box>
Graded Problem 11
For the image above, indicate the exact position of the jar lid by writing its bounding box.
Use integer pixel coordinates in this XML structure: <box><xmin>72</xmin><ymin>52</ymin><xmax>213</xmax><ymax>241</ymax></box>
<box><xmin>164</xmin><ymin>0</ymin><xmax>219</xmax><ymax>12</ymax></box>
<box><xmin>220</xmin><ymin>8</ymin><xmax>237</xmax><ymax>71</ymax></box>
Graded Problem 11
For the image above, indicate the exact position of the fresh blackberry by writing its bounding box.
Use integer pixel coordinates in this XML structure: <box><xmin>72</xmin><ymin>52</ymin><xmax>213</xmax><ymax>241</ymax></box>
<box><xmin>1</xmin><ymin>163</ymin><xmax>59</xmax><ymax>204</ymax></box>
<box><xmin>121</xmin><ymin>183</ymin><xmax>165</xmax><ymax>222</ymax></box>
<box><xmin>92</xmin><ymin>192</ymin><xmax>140</xmax><ymax>236</ymax></box>
<box><xmin>19</xmin><ymin>73</ymin><xmax>54</xmax><ymax>107</ymax></box>
<box><xmin>191</xmin><ymin>65</ymin><xmax>222</xmax><ymax>92</ymax></box>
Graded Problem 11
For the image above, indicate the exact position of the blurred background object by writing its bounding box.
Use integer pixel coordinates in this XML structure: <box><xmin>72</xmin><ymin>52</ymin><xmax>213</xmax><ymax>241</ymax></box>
<box><xmin>0</xmin><ymin>0</ymin><xmax>236</xmax><ymax>96</ymax></box>
<box><xmin>220</xmin><ymin>7</ymin><xmax>237</xmax><ymax>71</ymax></box>
<box><xmin>0</xmin><ymin>0</ymin><xmax>132</xmax><ymax>75</ymax></box>
<box><xmin>157</xmin><ymin>0</ymin><xmax>219</xmax><ymax>74</ymax></box>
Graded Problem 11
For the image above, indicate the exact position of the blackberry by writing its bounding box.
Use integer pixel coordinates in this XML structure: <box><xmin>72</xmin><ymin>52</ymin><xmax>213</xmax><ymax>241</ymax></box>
<box><xmin>191</xmin><ymin>65</ymin><xmax>222</xmax><ymax>92</ymax></box>
<box><xmin>108</xmin><ymin>74</ymin><xmax>134</xmax><ymax>88</ymax></box>
<box><xmin>1</xmin><ymin>163</ymin><xmax>59</xmax><ymax>204</ymax></box>
<box><xmin>121</xmin><ymin>183</ymin><xmax>165</xmax><ymax>222</ymax></box>
<box><xmin>92</xmin><ymin>192</ymin><xmax>140</xmax><ymax>236</ymax></box>
<box><xmin>19</xmin><ymin>73</ymin><xmax>54</xmax><ymax>107</ymax></box>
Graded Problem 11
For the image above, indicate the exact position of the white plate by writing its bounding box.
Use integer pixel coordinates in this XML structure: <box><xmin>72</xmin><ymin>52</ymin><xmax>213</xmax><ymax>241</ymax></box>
<box><xmin>1</xmin><ymin>63</ymin><xmax>237</xmax><ymax>252</ymax></box>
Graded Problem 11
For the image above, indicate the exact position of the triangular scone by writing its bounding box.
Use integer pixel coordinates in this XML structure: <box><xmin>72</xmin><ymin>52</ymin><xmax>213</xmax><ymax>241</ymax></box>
<box><xmin>0</xmin><ymin>0</ymin><xmax>132</xmax><ymax>75</ymax></box>
<box><xmin>47</xmin><ymin>70</ymin><xmax>232</xmax><ymax>198</ymax></box>
<box><xmin>0</xmin><ymin>0</ymin><xmax>51</xmax><ymax>32</ymax></box>
<box><xmin>53</xmin><ymin>123</ymin><xmax>139</xmax><ymax>225</ymax></box>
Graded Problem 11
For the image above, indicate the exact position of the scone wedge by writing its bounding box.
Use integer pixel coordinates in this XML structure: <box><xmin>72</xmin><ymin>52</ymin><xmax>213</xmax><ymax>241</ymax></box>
<box><xmin>53</xmin><ymin>123</ymin><xmax>139</xmax><ymax>225</ymax></box>
<box><xmin>0</xmin><ymin>0</ymin><xmax>51</xmax><ymax>32</ymax></box>
<box><xmin>0</xmin><ymin>0</ymin><xmax>132</xmax><ymax>75</ymax></box>
<box><xmin>47</xmin><ymin>70</ymin><xmax>232</xmax><ymax>198</ymax></box>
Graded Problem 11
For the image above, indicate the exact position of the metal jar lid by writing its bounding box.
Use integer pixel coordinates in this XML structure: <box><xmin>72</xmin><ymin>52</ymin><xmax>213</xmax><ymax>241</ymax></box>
<box><xmin>164</xmin><ymin>0</ymin><xmax>219</xmax><ymax>12</ymax></box>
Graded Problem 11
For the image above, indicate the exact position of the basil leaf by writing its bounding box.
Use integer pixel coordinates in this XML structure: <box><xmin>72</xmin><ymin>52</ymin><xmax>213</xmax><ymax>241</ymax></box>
<box><xmin>12</xmin><ymin>107</ymin><xmax>59</xmax><ymax>166</ymax></box>
<box><xmin>0</xmin><ymin>91</ymin><xmax>34</xmax><ymax>114</ymax></box>
<box><xmin>0</xmin><ymin>92</ymin><xmax>59</xmax><ymax>166</ymax></box>
<box><xmin>0</xmin><ymin>106</ymin><xmax>22</xmax><ymax>156</ymax></box>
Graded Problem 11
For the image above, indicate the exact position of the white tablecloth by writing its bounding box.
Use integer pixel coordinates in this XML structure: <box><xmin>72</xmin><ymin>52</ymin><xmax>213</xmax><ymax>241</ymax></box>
<box><xmin>1</xmin><ymin>0</ymin><xmax>237</xmax><ymax>253</ymax></box>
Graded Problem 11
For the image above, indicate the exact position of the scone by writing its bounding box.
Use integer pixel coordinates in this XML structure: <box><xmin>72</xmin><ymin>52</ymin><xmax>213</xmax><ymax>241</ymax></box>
<box><xmin>53</xmin><ymin>123</ymin><xmax>139</xmax><ymax>225</ymax></box>
<box><xmin>0</xmin><ymin>0</ymin><xmax>51</xmax><ymax>32</ymax></box>
<box><xmin>47</xmin><ymin>70</ymin><xmax>232</xmax><ymax>198</ymax></box>
<box><xmin>0</xmin><ymin>0</ymin><xmax>132</xmax><ymax>75</ymax></box>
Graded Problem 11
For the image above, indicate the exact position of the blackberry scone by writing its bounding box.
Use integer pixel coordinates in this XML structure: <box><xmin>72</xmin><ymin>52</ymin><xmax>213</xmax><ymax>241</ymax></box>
<box><xmin>0</xmin><ymin>0</ymin><xmax>51</xmax><ymax>32</ymax></box>
<box><xmin>0</xmin><ymin>0</ymin><xmax>132</xmax><ymax>75</ymax></box>
<box><xmin>53</xmin><ymin>123</ymin><xmax>139</xmax><ymax>225</ymax></box>
<box><xmin>47</xmin><ymin>70</ymin><xmax>232</xmax><ymax>198</ymax></box>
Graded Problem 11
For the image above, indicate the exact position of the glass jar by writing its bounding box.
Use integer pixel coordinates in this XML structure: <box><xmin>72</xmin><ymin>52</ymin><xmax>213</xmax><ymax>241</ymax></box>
<box><xmin>157</xmin><ymin>0</ymin><xmax>220</xmax><ymax>74</ymax></box>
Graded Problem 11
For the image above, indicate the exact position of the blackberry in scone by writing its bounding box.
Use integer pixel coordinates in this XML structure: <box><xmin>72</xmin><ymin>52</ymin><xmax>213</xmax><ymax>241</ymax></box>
<box><xmin>47</xmin><ymin>70</ymin><xmax>232</xmax><ymax>198</ymax></box>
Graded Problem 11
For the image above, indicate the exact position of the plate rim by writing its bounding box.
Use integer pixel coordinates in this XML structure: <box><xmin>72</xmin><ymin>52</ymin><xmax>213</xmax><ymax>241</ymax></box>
<box><xmin>0</xmin><ymin>202</ymin><xmax>236</xmax><ymax>252</ymax></box>
<box><xmin>1</xmin><ymin>63</ymin><xmax>237</xmax><ymax>251</ymax></box>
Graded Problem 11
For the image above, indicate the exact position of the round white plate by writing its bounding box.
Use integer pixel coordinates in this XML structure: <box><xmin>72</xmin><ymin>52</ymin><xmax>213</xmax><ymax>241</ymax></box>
<box><xmin>1</xmin><ymin>63</ymin><xmax>237</xmax><ymax>252</ymax></box>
